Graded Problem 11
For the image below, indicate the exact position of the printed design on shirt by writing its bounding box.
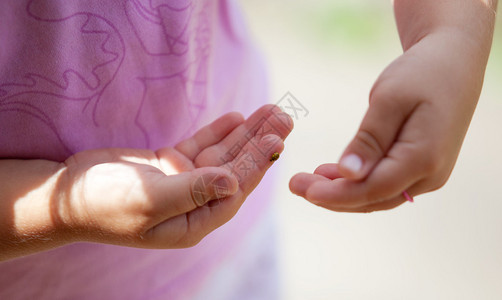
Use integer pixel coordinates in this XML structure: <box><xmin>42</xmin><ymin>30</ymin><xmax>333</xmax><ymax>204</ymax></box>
<box><xmin>0</xmin><ymin>0</ymin><xmax>127</xmax><ymax>157</ymax></box>
<box><xmin>124</xmin><ymin>0</ymin><xmax>211</xmax><ymax>147</ymax></box>
<box><xmin>0</xmin><ymin>0</ymin><xmax>212</xmax><ymax>158</ymax></box>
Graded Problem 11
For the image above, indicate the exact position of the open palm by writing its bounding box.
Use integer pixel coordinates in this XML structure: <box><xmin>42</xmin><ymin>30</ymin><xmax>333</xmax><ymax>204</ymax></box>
<box><xmin>57</xmin><ymin>105</ymin><xmax>293</xmax><ymax>249</ymax></box>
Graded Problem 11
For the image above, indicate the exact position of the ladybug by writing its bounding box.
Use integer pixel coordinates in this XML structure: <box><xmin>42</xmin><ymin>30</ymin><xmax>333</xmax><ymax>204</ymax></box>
<box><xmin>269</xmin><ymin>152</ymin><xmax>280</xmax><ymax>162</ymax></box>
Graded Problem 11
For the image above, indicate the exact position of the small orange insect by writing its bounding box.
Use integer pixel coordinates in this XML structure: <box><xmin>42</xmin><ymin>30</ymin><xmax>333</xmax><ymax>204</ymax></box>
<box><xmin>269</xmin><ymin>152</ymin><xmax>280</xmax><ymax>162</ymax></box>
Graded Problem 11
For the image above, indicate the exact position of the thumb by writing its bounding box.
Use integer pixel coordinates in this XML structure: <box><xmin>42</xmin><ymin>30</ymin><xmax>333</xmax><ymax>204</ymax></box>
<box><xmin>339</xmin><ymin>87</ymin><xmax>412</xmax><ymax>180</ymax></box>
<box><xmin>154</xmin><ymin>167</ymin><xmax>239</xmax><ymax>218</ymax></box>
<box><xmin>190</xmin><ymin>170</ymin><xmax>239</xmax><ymax>206</ymax></box>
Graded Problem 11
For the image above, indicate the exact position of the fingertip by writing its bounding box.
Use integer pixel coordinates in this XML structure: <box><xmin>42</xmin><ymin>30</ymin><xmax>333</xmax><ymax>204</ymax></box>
<box><xmin>314</xmin><ymin>163</ymin><xmax>342</xmax><ymax>180</ymax></box>
<box><xmin>289</xmin><ymin>173</ymin><xmax>307</xmax><ymax>197</ymax></box>
<box><xmin>289</xmin><ymin>173</ymin><xmax>331</xmax><ymax>198</ymax></box>
<box><xmin>254</xmin><ymin>104</ymin><xmax>282</xmax><ymax>119</ymax></box>
<box><xmin>338</xmin><ymin>153</ymin><xmax>367</xmax><ymax>180</ymax></box>
<box><xmin>289</xmin><ymin>172</ymin><xmax>311</xmax><ymax>197</ymax></box>
<box><xmin>276</xmin><ymin>111</ymin><xmax>295</xmax><ymax>132</ymax></box>
<box><xmin>263</xmin><ymin>103</ymin><xmax>283</xmax><ymax>114</ymax></box>
<box><xmin>216</xmin><ymin>112</ymin><xmax>245</xmax><ymax>133</ymax></box>
<box><xmin>224</xmin><ymin>111</ymin><xmax>245</xmax><ymax>124</ymax></box>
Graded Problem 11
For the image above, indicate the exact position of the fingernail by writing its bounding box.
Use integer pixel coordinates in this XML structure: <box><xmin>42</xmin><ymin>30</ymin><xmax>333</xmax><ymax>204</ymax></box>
<box><xmin>213</xmin><ymin>176</ymin><xmax>232</xmax><ymax>199</ymax></box>
<box><xmin>340</xmin><ymin>154</ymin><xmax>363</xmax><ymax>174</ymax></box>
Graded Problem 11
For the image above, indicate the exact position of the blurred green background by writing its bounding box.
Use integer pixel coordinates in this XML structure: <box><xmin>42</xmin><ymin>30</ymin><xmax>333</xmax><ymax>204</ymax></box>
<box><xmin>239</xmin><ymin>1</ymin><xmax>502</xmax><ymax>299</ymax></box>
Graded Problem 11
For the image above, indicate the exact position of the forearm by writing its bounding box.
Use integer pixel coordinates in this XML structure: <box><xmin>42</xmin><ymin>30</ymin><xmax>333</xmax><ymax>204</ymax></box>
<box><xmin>0</xmin><ymin>159</ymin><xmax>68</xmax><ymax>261</ymax></box>
<box><xmin>394</xmin><ymin>0</ymin><xmax>497</xmax><ymax>57</ymax></box>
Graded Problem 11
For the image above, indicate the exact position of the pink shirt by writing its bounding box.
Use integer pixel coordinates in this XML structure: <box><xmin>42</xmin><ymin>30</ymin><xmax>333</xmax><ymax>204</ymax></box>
<box><xmin>0</xmin><ymin>1</ymin><xmax>276</xmax><ymax>298</ymax></box>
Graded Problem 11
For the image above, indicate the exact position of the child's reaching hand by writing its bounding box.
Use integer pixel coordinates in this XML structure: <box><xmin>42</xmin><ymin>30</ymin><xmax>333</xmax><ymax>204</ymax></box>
<box><xmin>289</xmin><ymin>0</ymin><xmax>496</xmax><ymax>212</ymax></box>
<box><xmin>0</xmin><ymin>105</ymin><xmax>293</xmax><ymax>261</ymax></box>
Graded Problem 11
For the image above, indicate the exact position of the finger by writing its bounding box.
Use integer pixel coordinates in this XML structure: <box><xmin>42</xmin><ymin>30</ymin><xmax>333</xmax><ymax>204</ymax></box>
<box><xmin>184</xmin><ymin>134</ymin><xmax>286</xmax><ymax>243</ymax></box>
<box><xmin>146</xmin><ymin>167</ymin><xmax>239</xmax><ymax>221</ymax></box>
<box><xmin>305</xmin><ymin>100</ymin><xmax>437</xmax><ymax>210</ymax></box>
<box><xmin>223</xmin><ymin>134</ymin><xmax>285</xmax><ymax>194</ymax></box>
<box><xmin>331</xmin><ymin>198</ymin><xmax>407</xmax><ymax>213</ymax></box>
<box><xmin>145</xmin><ymin>193</ymin><xmax>404</xmax><ymax>248</ymax></box>
<box><xmin>174</xmin><ymin>112</ymin><xmax>245</xmax><ymax>161</ymax></box>
<box><xmin>194</xmin><ymin>104</ymin><xmax>294</xmax><ymax>167</ymax></box>
<box><xmin>359</xmin><ymin>197</ymin><xmax>406</xmax><ymax>212</ymax></box>
<box><xmin>305</xmin><ymin>105</ymin><xmax>436</xmax><ymax>209</ymax></box>
<box><xmin>313</xmin><ymin>163</ymin><xmax>343</xmax><ymax>180</ymax></box>
<box><xmin>306</xmin><ymin>139</ymin><xmax>425</xmax><ymax>210</ymax></box>
<box><xmin>145</xmin><ymin>108</ymin><xmax>292</xmax><ymax>247</ymax></box>
<box><xmin>145</xmin><ymin>135</ymin><xmax>286</xmax><ymax>248</ymax></box>
<box><xmin>145</xmin><ymin>193</ymin><xmax>239</xmax><ymax>248</ymax></box>
<box><xmin>340</xmin><ymin>175</ymin><xmax>447</xmax><ymax>213</ymax></box>
<box><xmin>339</xmin><ymin>182</ymin><xmax>424</xmax><ymax>213</ymax></box>
<box><xmin>381</xmin><ymin>175</ymin><xmax>438</xmax><ymax>205</ymax></box>
<box><xmin>155</xmin><ymin>147</ymin><xmax>195</xmax><ymax>174</ymax></box>
<box><xmin>289</xmin><ymin>172</ymin><xmax>331</xmax><ymax>198</ymax></box>
<box><xmin>338</xmin><ymin>85</ymin><xmax>416</xmax><ymax>180</ymax></box>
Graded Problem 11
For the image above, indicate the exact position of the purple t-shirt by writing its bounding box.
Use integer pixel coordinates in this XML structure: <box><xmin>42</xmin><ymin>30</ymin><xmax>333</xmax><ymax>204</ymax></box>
<box><xmin>0</xmin><ymin>1</ymin><xmax>277</xmax><ymax>299</ymax></box>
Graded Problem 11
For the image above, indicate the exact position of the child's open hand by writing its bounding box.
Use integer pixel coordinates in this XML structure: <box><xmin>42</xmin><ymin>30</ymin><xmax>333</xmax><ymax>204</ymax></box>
<box><xmin>1</xmin><ymin>105</ymin><xmax>292</xmax><ymax>260</ymax></box>
<box><xmin>290</xmin><ymin>27</ymin><xmax>489</xmax><ymax>212</ymax></box>
<box><xmin>57</xmin><ymin>105</ymin><xmax>292</xmax><ymax>248</ymax></box>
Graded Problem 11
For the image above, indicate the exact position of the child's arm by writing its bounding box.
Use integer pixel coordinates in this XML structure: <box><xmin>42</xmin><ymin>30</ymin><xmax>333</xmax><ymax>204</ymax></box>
<box><xmin>290</xmin><ymin>0</ymin><xmax>497</xmax><ymax>212</ymax></box>
<box><xmin>0</xmin><ymin>106</ymin><xmax>292</xmax><ymax>261</ymax></box>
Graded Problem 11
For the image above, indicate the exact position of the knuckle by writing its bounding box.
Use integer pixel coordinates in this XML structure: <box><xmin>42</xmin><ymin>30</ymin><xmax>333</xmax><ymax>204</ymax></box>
<box><xmin>421</xmin><ymin>153</ymin><xmax>445</xmax><ymax>175</ymax></box>
<box><xmin>370</xmin><ymin>79</ymin><xmax>399</xmax><ymax>104</ymax></box>
<box><xmin>429</xmin><ymin>173</ymin><xmax>450</xmax><ymax>192</ymax></box>
<box><xmin>370</xmin><ymin>79</ymin><xmax>413</xmax><ymax>113</ymax></box>
<box><xmin>409</xmin><ymin>142</ymin><xmax>445</xmax><ymax>176</ymax></box>
<box><xmin>354</xmin><ymin>129</ymin><xmax>385</xmax><ymax>158</ymax></box>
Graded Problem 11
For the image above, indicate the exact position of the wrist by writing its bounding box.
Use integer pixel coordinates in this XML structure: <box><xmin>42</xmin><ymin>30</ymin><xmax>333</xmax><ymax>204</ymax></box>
<box><xmin>16</xmin><ymin>164</ymin><xmax>73</xmax><ymax>242</ymax></box>
<box><xmin>420</xmin><ymin>27</ymin><xmax>493</xmax><ymax>80</ymax></box>
<box><xmin>0</xmin><ymin>160</ymin><xmax>72</xmax><ymax>261</ymax></box>
<box><xmin>394</xmin><ymin>0</ymin><xmax>496</xmax><ymax>52</ymax></box>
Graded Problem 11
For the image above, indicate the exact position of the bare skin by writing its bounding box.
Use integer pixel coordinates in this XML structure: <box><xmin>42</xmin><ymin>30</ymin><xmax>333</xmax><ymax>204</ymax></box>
<box><xmin>0</xmin><ymin>105</ymin><xmax>293</xmax><ymax>261</ymax></box>
<box><xmin>290</xmin><ymin>0</ymin><xmax>498</xmax><ymax>212</ymax></box>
